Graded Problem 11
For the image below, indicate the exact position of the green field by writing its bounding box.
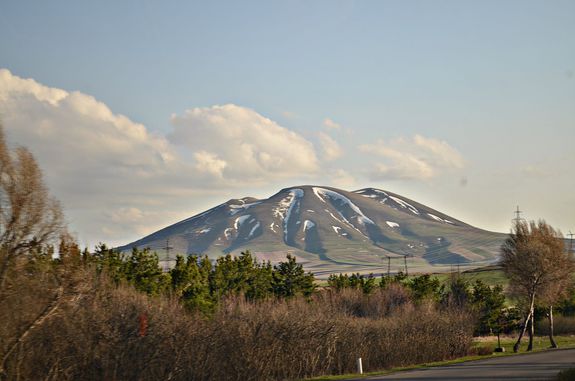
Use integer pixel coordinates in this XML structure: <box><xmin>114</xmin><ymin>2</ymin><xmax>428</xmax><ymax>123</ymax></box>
<box><xmin>432</xmin><ymin>265</ymin><xmax>508</xmax><ymax>287</ymax></box>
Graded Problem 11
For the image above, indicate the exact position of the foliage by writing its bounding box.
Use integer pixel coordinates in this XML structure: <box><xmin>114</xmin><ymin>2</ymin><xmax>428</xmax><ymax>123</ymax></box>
<box><xmin>0</xmin><ymin>126</ymin><xmax>64</xmax><ymax>288</ymax></box>
<box><xmin>500</xmin><ymin>220</ymin><xmax>575</xmax><ymax>351</ymax></box>
<box><xmin>470</xmin><ymin>280</ymin><xmax>506</xmax><ymax>335</ymax></box>
<box><xmin>406</xmin><ymin>273</ymin><xmax>444</xmax><ymax>302</ymax></box>
<box><xmin>501</xmin><ymin>220</ymin><xmax>574</xmax><ymax>301</ymax></box>
<box><xmin>327</xmin><ymin>272</ymin><xmax>376</xmax><ymax>294</ymax></box>
<box><xmin>272</xmin><ymin>254</ymin><xmax>316</xmax><ymax>297</ymax></box>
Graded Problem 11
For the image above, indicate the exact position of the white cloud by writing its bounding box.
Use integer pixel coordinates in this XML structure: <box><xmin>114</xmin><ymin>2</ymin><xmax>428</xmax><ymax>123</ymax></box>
<box><xmin>359</xmin><ymin>135</ymin><xmax>464</xmax><ymax>181</ymax></box>
<box><xmin>329</xmin><ymin>169</ymin><xmax>357</xmax><ymax>187</ymax></box>
<box><xmin>194</xmin><ymin>151</ymin><xmax>227</xmax><ymax>178</ymax></box>
<box><xmin>413</xmin><ymin>134</ymin><xmax>464</xmax><ymax>169</ymax></box>
<box><xmin>318</xmin><ymin>131</ymin><xmax>342</xmax><ymax>161</ymax></box>
<box><xmin>0</xmin><ymin>69</ymin><xmax>193</xmax><ymax>245</ymax></box>
<box><xmin>169</xmin><ymin>104</ymin><xmax>319</xmax><ymax>181</ymax></box>
<box><xmin>108</xmin><ymin>207</ymin><xmax>145</xmax><ymax>224</ymax></box>
<box><xmin>323</xmin><ymin>118</ymin><xmax>341</xmax><ymax>130</ymax></box>
<box><xmin>0</xmin><ymin>70</ymin><xmax>325</xmax><ymax>246</ymax></box>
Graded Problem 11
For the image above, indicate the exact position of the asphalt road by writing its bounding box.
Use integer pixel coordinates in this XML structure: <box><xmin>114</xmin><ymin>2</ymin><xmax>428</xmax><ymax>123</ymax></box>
<box><xmin>349</xmin><ymin>348</ymin><xmax>575</xmax><ymax>381</ymax></box>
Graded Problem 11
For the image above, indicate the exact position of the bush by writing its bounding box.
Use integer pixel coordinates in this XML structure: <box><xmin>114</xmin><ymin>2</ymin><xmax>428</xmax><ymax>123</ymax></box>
<box><xmin>1</xmin><ymin>257</ymin><xmax>475</xmax><ymax>381</ymax></box>
<box><xmin>536</xmin><ymin>315</ymin><xmax>575</xmax><ymax>336</ymax></box>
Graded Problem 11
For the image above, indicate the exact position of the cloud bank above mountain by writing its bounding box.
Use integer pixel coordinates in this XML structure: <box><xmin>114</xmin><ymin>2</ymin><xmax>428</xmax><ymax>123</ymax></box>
<box><xmin>360</xmin><ymin>135</ymin><xmax>465</xmax><ymax>180</ymax></box>
<box><xmin>0</xmin><ymin>69</ymin><xmax>465</xmax><ymax>245</ymax></box>
<box><xmin>169</xmin><ymin>104</ymin><xmax>320</xmax><ymax>181</ymax></box>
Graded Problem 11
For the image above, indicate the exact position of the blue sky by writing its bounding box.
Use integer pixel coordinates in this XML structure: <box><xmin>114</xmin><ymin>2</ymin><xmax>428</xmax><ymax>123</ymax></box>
<box><xmin>1</xmin><ymin>1</ymin><xmax>574</xmax><ymax>247</ymax></box>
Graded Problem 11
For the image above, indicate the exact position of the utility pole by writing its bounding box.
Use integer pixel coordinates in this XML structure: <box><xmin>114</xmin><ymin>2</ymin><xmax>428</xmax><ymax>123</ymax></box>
<box><xmin>387</xmin><ymin>256</ymin><xmax>391</xmax><ymax>278</ymax></box>
<box><xmin>568</xmin><ymin>231</ymin><xmax>574</xmax><ymax>254</ymax></box>
<box><xmin>404</xmin><ymin>255</ymin><xmax>408</xmax><ymax>277</ymax></box>
<box><xmin>513</xmin><ymin>206</ymin><xmax>524</xmax><ymax>225</ymax></box>
<box><xmin>162</xmin><ymin>238</ymin><xmax>173</xmax><ymax>272</ymax></box>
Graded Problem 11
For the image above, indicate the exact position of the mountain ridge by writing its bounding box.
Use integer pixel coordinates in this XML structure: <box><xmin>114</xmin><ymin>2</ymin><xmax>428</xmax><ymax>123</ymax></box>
<box><xmin>119</xmin><ymin>185</ymin><xmax>506</xmax><ymax>275</ymax></box>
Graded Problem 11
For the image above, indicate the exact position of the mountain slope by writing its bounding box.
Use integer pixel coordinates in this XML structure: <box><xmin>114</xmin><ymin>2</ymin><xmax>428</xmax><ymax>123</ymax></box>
<box><xmin>119</xmin><ymin>185</ymin><xmax>506</xmax><ymax>275</ymax></box>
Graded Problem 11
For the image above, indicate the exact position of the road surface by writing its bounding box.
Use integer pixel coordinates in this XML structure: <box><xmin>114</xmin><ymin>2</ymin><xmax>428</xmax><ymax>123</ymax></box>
<box><xmin>349</xmin><ymin>348</ymin><xmax>575</xmax><ymax>380</ymax></box>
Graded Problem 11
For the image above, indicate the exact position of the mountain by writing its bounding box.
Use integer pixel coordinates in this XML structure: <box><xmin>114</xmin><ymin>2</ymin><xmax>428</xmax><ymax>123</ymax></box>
<box><xmin>119</xmin><ymin>185</ymin><xmax>507</xmax><ymax>276</ymax></box>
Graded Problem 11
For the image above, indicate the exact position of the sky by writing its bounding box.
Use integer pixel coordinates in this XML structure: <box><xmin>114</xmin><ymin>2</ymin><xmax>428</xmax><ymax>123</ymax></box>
<box><xmin>0</xmin><ymin>0</ymin><xmax>574</xmax><ymax>248</ymax></box>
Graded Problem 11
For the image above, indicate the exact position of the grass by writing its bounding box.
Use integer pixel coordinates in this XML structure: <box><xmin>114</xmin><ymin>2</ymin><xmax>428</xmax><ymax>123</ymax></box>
<box><xmin>473</xmin><ymin>334</ymin><xmax>575</xmax><ymax>352</ymax></box>
<box><xmin>432</xmin><ymin>265</ymin><xmax>508</xmax><ymax>288</ymax></box>
<box><xmin>303</xmin><ymin>335</ymin><xmax>575</xmax><ymax>381</ymax></box>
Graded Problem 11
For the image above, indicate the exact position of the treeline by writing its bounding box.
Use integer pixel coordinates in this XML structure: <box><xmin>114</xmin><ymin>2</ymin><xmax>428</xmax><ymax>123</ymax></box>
<box><xmin>329</xmin><ymin>272</ymin><xmax>506</xmax><ymax>336</ymax></box>
<box><xmin>329</xmin><ymin>271</ymin><xmax>575</xmax><ymax>338</ymax></box>
<box><xmin>1</xmin><ymin>246</ymin><xmax>474</xmax><ymax>381</ymax></box>
<box><xmin>84</xmin><ymin>244</ymin><xmax>314</xmax><ymax>313</ymax></box>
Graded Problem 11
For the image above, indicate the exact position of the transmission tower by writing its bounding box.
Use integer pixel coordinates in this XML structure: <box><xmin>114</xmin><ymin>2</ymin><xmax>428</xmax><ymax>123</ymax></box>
<box><xmin>383</xmin><ymin>255</ymin><xmax>391</xmax><ymax>278</ymax></box>
<box><xmin>162</xmin><ymin>238</ymin><xmax>173</xmax><ymax>272</ymax></box>
<box><xmin>513</xmin><ymin>205</ymin><xmax>524</xmax><ymax>225</ymax></box>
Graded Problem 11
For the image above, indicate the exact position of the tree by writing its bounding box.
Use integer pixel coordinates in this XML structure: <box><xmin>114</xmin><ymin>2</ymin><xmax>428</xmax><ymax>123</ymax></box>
<box><xmin>500</xmin><ymin>220</ymin><xmax>575</xmax><ymax>352</ymax></box>
<box><xmin>470</xmin><ymin>280</ymin><xmax>506</xmax><ymax>335</ymax></box>
<box><xmin>170</xmin><ymin>255</ymin><xmax>212</xmax><ymax>313</ymax></box>
<box><xmin>538</xmin><ymin>274</ymin><xmax>573</xmax><ymax>348</ymax></box>
<box><xmin>0</xmin><ymin>126</ymin><xmax>64</xmax><ymax>288</ymax></box>
<box><xmin>272</xmin><ymin>254</ymin><xmax>315</xmax><ymax>298</ymax></box>
<box><xmin>441</xmin><ymin>274</ymin><xmax>470</xmax><ymax>309</ymax></box>
<box><xmin>122</xmin><ymin>247</ymin><xmax>169</xmax><ymax>296</ymax></box>
<box><xmin>407</xmin><ymin>274</ymin><xmax>444</xmax><ymax>302</ymax></box>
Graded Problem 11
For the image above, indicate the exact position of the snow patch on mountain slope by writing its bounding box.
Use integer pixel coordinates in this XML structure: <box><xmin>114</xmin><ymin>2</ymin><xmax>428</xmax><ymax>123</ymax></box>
<box><xmin>325</xmin><ymin>209</ymin><xmax>343</xmax><ymax>224</ymax></box>
<box><xmin>234</xmin><ymin>215</ymin><xmax>251</xmax><ymax>230</ymax></box>
<box><xmin>386</xmin><ymin>221</ymin><xmax>400</xmax><ymax>228</ymax></box>
<box><xmin>389</xmin><ymin>196</ymin><xmax>419</xmax><ymax>214</ymax></box>
<box><xmin>272</xmin><ymin>188</ymin><xmax>304</xmax><ymax>243</ymax></box>
<box><xmin>427</xmin><ymin>213</ymin><xmax>454</xmax><ymax>224</ymax></box>
<box><xmin>312</xmin><ymin>187</ymin><xmax>375</xmax><ymax>226</ymax></box>
<box><xmin>303</xmin><ymin>220</ymin><xmax>315</xmax><ymax>231</ymax></box>
<box><xmin>332</xmin><ymin>225</ymin><xmax>349</xmax><ymax>237</ymax></box>
<box><xmin>355</xmin><ymin>189</ymin><xmax>389</xmax><ymax>197</ymax></box>
<box><xmin>229</xmin><ymin>200</ymin><xmax>262</xmax><ymax>216</ymax></box>
<box><xmin>248</xmin><ymin>221</ymin><xmax>261</xmax><ymax>239</ymax></box>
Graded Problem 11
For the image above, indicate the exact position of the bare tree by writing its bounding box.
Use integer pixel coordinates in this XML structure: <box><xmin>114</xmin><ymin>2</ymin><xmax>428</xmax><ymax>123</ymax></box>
<box><xmin>0</xmin><ymin>125</ymin><xmax>64</xmax><ymax>288</ymax></box>
<box><xmin>538</xmin><ymin>273</ymin><xmax>573</xmax><ymax>348</ymax></box>
<box><xmin>500</xmin><ymin>220</ymin><xmax>575</xmax><ymax>352</ymax></box>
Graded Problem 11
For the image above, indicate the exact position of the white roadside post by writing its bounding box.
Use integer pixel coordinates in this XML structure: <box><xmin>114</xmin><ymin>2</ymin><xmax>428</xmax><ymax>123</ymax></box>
<box><xmin>356</xmin><ymin>357</ymin><xmax>363</xmax><ymax>374</ymax></box>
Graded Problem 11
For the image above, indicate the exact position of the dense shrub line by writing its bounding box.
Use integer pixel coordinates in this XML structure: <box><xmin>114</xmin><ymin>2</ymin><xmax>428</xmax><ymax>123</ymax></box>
<box><xmin>1</xmin><ymin>257</ymin><xmax>474</xmax><ymax>380</ymax></box>
<box><xmin>0</xmin><ymin>245</ymin><xmax>473</xmax><ymax>380</ymax></box>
